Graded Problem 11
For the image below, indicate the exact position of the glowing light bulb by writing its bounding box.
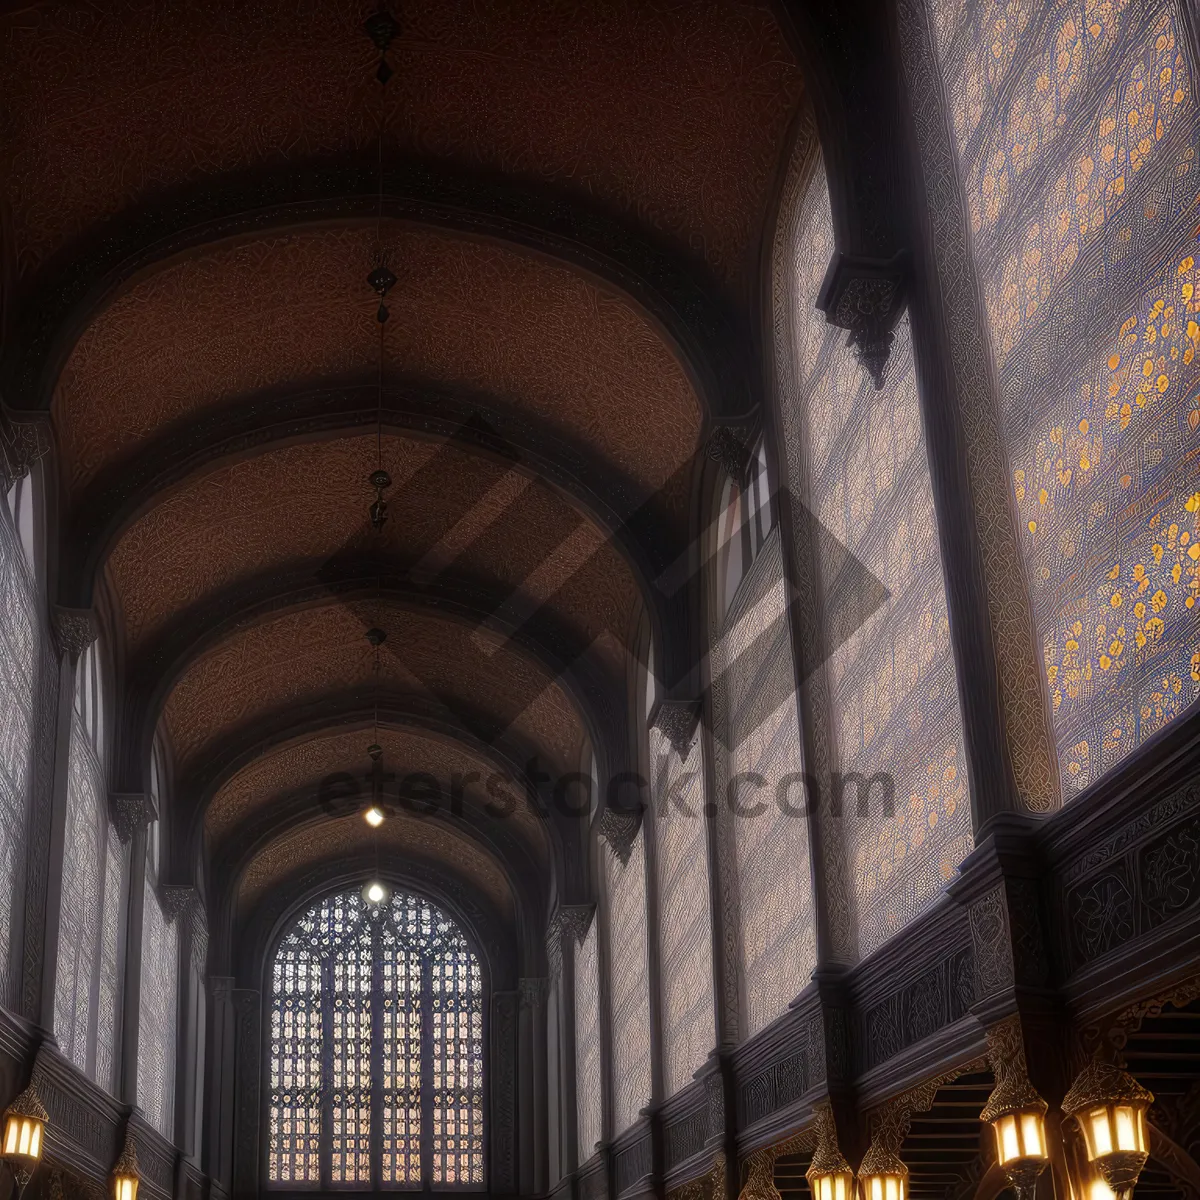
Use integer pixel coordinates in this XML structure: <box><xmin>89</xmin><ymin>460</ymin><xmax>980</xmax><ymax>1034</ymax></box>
<box><xmin>365</xmin><ymin>882</ymin><xmax>387</xmax><ymax>904</ymax></box>
<box><xmin>363</xmin><ymin>806</ymin><xmax>385</xmax><ymax>828</ymax></box>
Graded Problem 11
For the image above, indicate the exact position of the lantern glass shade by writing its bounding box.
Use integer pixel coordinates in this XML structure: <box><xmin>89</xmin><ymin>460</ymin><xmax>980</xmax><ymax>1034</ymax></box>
<box><xmin>862</xmin><ymin>1172</ymin><xmax>906</xmax><ymax>1200</ymax></box>
<box><xmin>113</xmin><ymin>1172</ymin><xmax>139</xmax><ymax>1200</ymax></box>
<box><xmin>2</xmin><ymin>1109</ymin><xmax>43</xmax><ymax>1162</ymax></box>
<box><xmin>993</xmin><ymin>1109</ymin><xmax>1048</xmax><ymax>1165</ymax></box>
<box><xmin>1081</xmin><ymin>1105</ymin><xmax>1147</xmax><ymax>1161</ymax></box>
<box><xmin>811</xmin><ymin>1169</ymin><xmax>854</xmax><ymax>1200</ymax></box>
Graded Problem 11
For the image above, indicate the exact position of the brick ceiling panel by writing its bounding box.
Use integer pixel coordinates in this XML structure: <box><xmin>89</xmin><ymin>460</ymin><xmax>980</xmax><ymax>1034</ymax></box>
<box><xmin>162</xmin><ymin>599</ymin><xmax>586</xmax><ymax>776</ymax></box>
<box><xmin>53</xmin><ymin>225</ymin><xmax>702</xmax><ymax>497</ymax></box>
<box><xmin>105</xmin><ymin>431</ymin><xmax>641</xmax><ymax>664</ymax></box>
<box><xmin>2</xmin><ymin>0</ymin><xmax>802</xmax><ymax>292</ymax></box>
<box><xmin>236</xmin><ymin>810</ymin><xmax>514</xmax><ymax>915</ymax></box>
<box><xmin>206</xmin><ymin>723</ymin><xmax>547</xmax><ymax>857</ymax></box>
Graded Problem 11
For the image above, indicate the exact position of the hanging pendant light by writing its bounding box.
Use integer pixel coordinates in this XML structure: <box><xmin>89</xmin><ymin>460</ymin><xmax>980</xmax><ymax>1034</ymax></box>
<box><xmin>2</xmin><ymin>1083</ymin><xmax>47</xmax><ymax>1194</ymax></box>
<box><xmin>806</xmin><ymin>1139</ymin><xmax>855</xmax><ymax>1200</ymax></box>
<box><xmin>980</xmin><ymin>1072</ymin><xmax>1049</xmax><ymax>1200</ymax></box>
<box><xmin>857</xmin><ymin>1142</ymin><xmax>906</xmax><ymax>1200</ymax></box>
<box><xmin>1063</xmin><ymin>1061</ymin><xmax>1153</xmax><ymax>1200</ymax></box>
<box><xmin>111</xmin><ymin>1131</ymin><xmax>141</xmax><ymax>1200</ymax></box>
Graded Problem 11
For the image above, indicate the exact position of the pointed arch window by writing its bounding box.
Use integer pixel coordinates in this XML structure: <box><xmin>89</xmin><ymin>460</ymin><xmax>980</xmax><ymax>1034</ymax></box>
<box><xmin>268</xmin><ymin>887</ymin><xmax>484</xmax><ymax>1190</ymax></box>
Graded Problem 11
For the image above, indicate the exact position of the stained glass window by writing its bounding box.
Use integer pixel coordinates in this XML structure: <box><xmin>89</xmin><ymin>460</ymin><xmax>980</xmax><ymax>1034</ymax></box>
<box><xmin>573</xmin><ymin>913</ymin><xmax>602</xmax><ymax>1161</ymax></box>
<box><xmin>267</xmin><ymin>888</ymin><xmax>484</xmax><ymax>1190</ymax></box>
<box><xmin>722</xmin><ymin>534</ymin><xmax>819</xmax><ymax>1032</ymax></box>
<box><xmin>931</xmin><ymin>0</ymin><xmax>1200</xmax><ymax>793</ymax></box>
<box><xmin>0</xmin><ymin>480</ymin><xmax>37</xmax><ymax>1007</ymax></box>
<box><xmin>650</xmin><ymin>728</ymin><xmax>716</xmax><ymax>1096</ymax></box>
<box><xmin>53</xmin><ymin>643</ymin><xmax>126</xmax><ymax>1092</ymax></box>
<box><xmin>780</xmin><ymin>153</ymin><xmax>972</xmax><ymax>960</ymax></box>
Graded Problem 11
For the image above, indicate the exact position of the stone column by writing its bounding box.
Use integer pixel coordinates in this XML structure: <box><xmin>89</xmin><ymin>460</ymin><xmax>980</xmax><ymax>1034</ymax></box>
<box><xmin>162</xmin><ymin>886</ymin><xmax>204</xmax><ymax>1157</ymax></box>
<box><xmin>521</xmin><ymin>978</ymin><xmax>550</xmax><ymax>1193</ymax></box>
<box><xmin>204</xmin><ymin>976</ymin><xmax>237</xmax><ymax>1190</ymax></box>
<box><xmin>112</xmin><ymin>793</ymin><xmax>154</xmax><ymax>1105</ymax></box>
<box><xmin>231</xmin><ymin>987</ymin><xmax>261</xmax><ymax>1199</ymax></box>
<box><xmin>32</xmin><ymin>608</ymin><xmax>95</xmax><ymax>1032</ymax></box>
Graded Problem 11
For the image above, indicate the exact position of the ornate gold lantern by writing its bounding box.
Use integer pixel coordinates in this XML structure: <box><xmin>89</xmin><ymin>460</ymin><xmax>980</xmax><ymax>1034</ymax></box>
<box><xmin>857</xmin><ymin>1143</ymin><xmax>907</xmax><ymax>1200</ymax></box>
<box><xmin>806</xmin><ymin>1136</ymin><xmax>855</xmax><ymax>1200</ymax></box>
<box><xmin>2</xmin><ymin>1082</ymin><xmax>47</xmax><ymax>1192</ymax></box>
<box><xmin>980</xmin><ymin>1070</ymin><xmax>1048</xmax><ymax>1200</ymax></box>
<box><xmin>1063</xmin><ymin>1061</ymin><xmax>1153</xmax><ymax>1200</ymax></box>
<box><xmin>111</xmin><ymin>1130</ymin><xmax>141</xmax><ymax>1200</ymax></box>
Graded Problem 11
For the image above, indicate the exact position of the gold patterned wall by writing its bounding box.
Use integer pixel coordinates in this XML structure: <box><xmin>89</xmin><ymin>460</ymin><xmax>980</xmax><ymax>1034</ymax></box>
<box><xmin>932</xmin><ymin>0</ymin><xmax>1200</xmax><ymax>793</ymax></box>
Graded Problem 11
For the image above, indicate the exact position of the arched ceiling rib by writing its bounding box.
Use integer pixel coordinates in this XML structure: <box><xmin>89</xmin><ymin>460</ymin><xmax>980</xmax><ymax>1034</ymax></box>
<box><xmin>0</xmin><ymin>0</ymin><xmax>811</xmax><ymax>930</ymax></box>
<box><xmin>205</xmin><ymin>723</ymin><xmax>548</xmax><ymax>862</ymax></box>
<box><xmin>53</xmin><ymin>225</ymin><xmax>703</xmax><ymax>503</ymax></box>
<box><xmin>105</xmin><ymin>431</ymin><xmax>641</xmax><ymax>668</ymax></box>
<box><xmin>2</xmin><ymin>0</ymin><xmax>802</xmax><ymax>295</ymax></box>
<box><xmin>161</xmin><ymin>599</ymin><xmax>586</xmax><ymax>781</ymax></box>
<box><xmin>235</xmin><ymin>811</ymin><xmax>515</xmax><ymax>917</ymax></box>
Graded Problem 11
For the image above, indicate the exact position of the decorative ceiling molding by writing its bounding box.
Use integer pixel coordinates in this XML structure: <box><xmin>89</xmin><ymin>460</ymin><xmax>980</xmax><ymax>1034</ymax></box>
<box><xmin>209</xmin><ymin>787</ymin><xmax>548</xmax><ymax>949</ymax></box>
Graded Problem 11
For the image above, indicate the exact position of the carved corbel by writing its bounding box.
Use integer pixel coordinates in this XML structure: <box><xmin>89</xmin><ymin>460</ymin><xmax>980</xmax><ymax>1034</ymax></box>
<box><xmin>817</xmin><ymin>252</ymin><xmax>908</xmax><ymax>389</ymax></box>
<box><xmin>519</xmin><ymin>976</ymin><xmax>549</xmax><ymax>1010</ymax></box>
<box><xmin>545</xmin><ymin>903</ymin><xmax>595</xmax><ymax>981</ymax></box>
<box><xmin>109</xmin><ymin>791</ymin><xmax>156</xmax><ymax>844</ymax></box>
<box><xmin>160</xmin><ymin>883</ymin><xmax>198</xmax><ymax>923</ymax></box>
<box><xmin>50</xmin><ymin>605</ymin><xmax>98</xmax><ymax>661</ymax></box>
<box><xmin>651</xmin><ymin>699</ymin><xmax>702</xmax><ymax>759</ymax></box>
<box><xmin>706</xmin><ymin>425</ymin><xmax>754</xmax><ymax>486</ymax></box>
<box><xmin>598</xmin><ymin>803</ymin><xmax>642</xmax><ymax>865</ymax></box>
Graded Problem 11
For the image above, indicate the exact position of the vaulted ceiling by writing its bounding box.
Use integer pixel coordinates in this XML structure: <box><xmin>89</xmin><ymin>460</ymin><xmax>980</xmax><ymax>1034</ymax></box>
<box><xmin>0</xmin><ymin>0</ymin><xmax>806</xmax><ymax>971</ymax></box>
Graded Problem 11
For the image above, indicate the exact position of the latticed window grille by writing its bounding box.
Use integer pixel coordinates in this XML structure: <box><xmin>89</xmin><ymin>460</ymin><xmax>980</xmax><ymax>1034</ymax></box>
<box><xmin>268</xmin><ymin>888</ymin><xmax>484</xmax><ymax>1190</ymax></box>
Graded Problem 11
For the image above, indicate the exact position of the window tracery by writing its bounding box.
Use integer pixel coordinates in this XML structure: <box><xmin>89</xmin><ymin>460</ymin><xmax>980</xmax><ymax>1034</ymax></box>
<box><xmin>932</xmin><ymin>0</ymin><xmax>1200</xmax><ymax>792</ymax></box>
<box><xmin>267</xmin><ymin>888</ymin><xmax>484</xmax><ymax>1189</ymax></box>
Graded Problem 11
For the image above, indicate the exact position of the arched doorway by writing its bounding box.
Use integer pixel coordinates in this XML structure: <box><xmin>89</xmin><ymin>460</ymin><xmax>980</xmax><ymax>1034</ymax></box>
<box><xmin>266</xmin><ymin>886</ymin><xmax>484</xmax><ymax>1190</ymax></box>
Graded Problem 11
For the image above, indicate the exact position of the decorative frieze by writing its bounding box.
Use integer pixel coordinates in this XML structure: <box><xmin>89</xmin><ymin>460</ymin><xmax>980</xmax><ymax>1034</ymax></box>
<box><xmin>862</xmin><ymin>948</ymin><xmax>975</xmax><ymax>1072</ymax></box>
